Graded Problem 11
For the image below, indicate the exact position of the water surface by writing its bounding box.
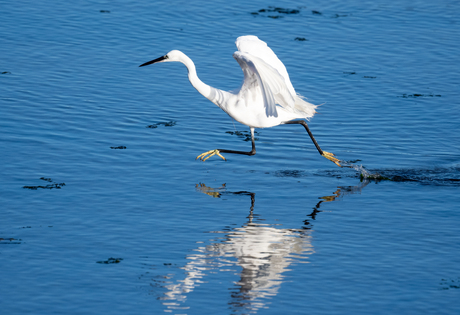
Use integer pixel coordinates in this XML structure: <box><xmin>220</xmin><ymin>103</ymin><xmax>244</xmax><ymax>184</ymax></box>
<box><xmin>1</xmin><ymin>0</ymin><xmax>459</xmax><ymax>314</ymax></box>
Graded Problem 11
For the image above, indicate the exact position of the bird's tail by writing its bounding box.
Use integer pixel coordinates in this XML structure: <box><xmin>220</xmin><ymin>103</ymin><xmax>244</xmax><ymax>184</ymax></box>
<box><xmin>294</xmin><ymin>94</ymin><xmax>318</xmax><ymax>119</ymax></box>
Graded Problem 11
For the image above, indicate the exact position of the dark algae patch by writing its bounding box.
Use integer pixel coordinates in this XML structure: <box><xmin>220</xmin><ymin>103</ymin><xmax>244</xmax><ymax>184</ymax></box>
<box><xmin>257</xmin><ymin>7</ymin><xmax>300</xmax><ymax>14</ymax></box>
<box><xmin>251</xmin><ymin>7</ymin><xmax>347</xmax><ymax>19</ymax></box>
<box><xmin>399</xmin><ymin>93</ymin><xmax>441</xmax><ymax>98</ymax></box>
<box><xmin>23</xmin><ymin>177</ymin><xmax>66</xmax><ymax>190</ymax></box>
<box><xmin>252</xmin><ymin>6</ymin><xmax>300</xmax><ymax>18</ymax></box>
<box><xmin>0</xmin><ymin>238</ymin><xmax>22</xmax><ymax>245</ymax></box>
<box><xmin>226</xmin><ymin>130</ymin><xmax>259</xmax><ymax>142</ymax></box>
<box><xmin>97</xmin><ymin>257</ymin><xmax>123</xmax><ymax>264</ymax></box>
<box><xmin>342</xmin><ymin>72</ymin><xmax>376</xmax><ymax>78</ymax></box>
<box><xmin>440</xmin><ymin>277</ymin><xmax>460</xmax><ymax>290</ymax></box>
<box><xmin>147</xmin><ymin>121</ymin><xmax>177</xmax><ymax>128</ymax></box>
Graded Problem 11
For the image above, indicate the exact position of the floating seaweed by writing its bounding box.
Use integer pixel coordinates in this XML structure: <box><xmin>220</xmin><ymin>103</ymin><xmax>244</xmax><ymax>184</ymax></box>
<box><xmin>147</xmin><ymin>121</ymin><xmax>176</xmax><ymax>128</ymax></box>
<box><xmin>0</xmin><ymin>238</ymin><xmax>22</xmax><ymax>245</ymax></box>
<box><xmin>251</xmin><ymin>6</ymin><xmax>300</xmax><ymax>18</ymax></box>
<box><xmin>440</xmin><ymin>277</ymin><xmax>460</xmax><ymax>290</ymax></box>
<box><xmin>258</xmin><ymin>7</ymin><xmax>300</xmax><ymax>14</ymax></box>
<box><xmin>23</xmin><ymin>177</ymin><xmax>66</xmax><ymax>190</ymax></box>
<box><xmin>97</xmin><ymin>257</ymin><xmax>123</xmax><ymax>264</ymax></box>
<box><xmin>225</xmin><ymin>130</ymin><xmax>259</xmax><ymax>142</ymax></box>
<box><xmin>399</xmin><ymin>93</ymin><xmax>441</xmax><ymax>98</ymax></box>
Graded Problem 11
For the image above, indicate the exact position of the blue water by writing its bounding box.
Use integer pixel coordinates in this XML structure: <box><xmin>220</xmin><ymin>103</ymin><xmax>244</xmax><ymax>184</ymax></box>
<box><xmin>1</xmin><ymin>0</ymin><xmax>460</xmax><ymax>314</ymax></box>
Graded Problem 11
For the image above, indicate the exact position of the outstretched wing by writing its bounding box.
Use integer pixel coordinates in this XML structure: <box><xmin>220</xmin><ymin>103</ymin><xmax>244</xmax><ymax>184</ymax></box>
<box><xmin>234</xmin><ymin>36</ymin><xmax>296</xmax><ymax>117</ymax></box>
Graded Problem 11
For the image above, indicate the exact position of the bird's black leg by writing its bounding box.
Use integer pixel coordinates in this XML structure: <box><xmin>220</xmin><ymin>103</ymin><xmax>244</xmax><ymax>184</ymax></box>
<box><xmin>283</xmin><ymin>120</ymin><xmax>342</xmax><ymax>167</ymax></box>
<box><xmin>283</xmin><ymin>120</ymin><xmax>323</xmax><ymax>155</ymax></box>
<box><xmin>219</xmin><ymin>127</ymin><xmax>256</xmax><ymax>156</ymax></box>
<box><xmin>196</xmin><ymin>128</ymin><xmax>256</xmax><ymax>161</ymax></box>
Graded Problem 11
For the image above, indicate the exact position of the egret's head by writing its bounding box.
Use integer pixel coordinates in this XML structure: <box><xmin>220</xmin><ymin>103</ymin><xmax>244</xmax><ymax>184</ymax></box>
<box><xmin>139</xmin><ymin>50</ymin><xmax>183</xmax><ymax>67</ymax></box>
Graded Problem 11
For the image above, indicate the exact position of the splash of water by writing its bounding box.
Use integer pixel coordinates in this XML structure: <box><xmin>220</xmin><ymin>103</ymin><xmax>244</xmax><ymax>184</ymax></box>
<box><xmin>352</xmin><ymin>164</ymin><xmax>390</xmax><ymax>181</ymax></box>
<box><xmin>352</xmin><ymin>165</ymin><xmax>370</xmax><ymax>178</ymax></box>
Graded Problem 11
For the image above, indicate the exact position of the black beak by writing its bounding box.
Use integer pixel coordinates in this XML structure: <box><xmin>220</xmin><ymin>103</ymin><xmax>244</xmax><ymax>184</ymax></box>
<box><xmin>139</xmin><ymin>55</ymin><xmax>168</xmax><ymax>67</ymax></box>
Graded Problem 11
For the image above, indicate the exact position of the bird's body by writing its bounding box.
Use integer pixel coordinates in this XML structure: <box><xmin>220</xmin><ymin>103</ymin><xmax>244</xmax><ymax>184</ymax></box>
<box><xmin>140</xmin><ymin>35</ymin><xmax>341</xmax><ymax>166</ymax></box>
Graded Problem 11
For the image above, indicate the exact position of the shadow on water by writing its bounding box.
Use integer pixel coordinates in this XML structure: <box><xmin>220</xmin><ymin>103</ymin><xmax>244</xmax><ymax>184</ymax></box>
<box><xmin>144</xmin><ymin>181</ymin><xmax>369</xmax><ymax>314</ymax></box>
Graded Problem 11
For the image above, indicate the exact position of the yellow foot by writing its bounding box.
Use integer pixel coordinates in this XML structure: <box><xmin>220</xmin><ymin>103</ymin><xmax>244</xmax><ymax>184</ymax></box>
<box><xmin>322</xmin><ymin>151</ymin><xmax>342</xmax><ymax>168</ymax></box>
<box><xmin>196</xmin><ymin>149</ymin><xmax>226</xmax><ymax>162</ymax></box>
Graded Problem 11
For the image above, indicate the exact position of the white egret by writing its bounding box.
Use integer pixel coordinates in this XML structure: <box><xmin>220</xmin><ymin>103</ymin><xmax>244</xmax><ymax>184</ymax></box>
<box><xmin>140</xmin><ymin>35</ymin><xmax>341</xmax><ymax>167</ymax></box>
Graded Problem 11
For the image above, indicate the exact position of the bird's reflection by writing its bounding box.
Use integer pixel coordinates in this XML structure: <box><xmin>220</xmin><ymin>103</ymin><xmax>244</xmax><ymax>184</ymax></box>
<box><xmin>150</xmin><ymin>180</ymin><xmax>370</xmax><ymax>314</ymax></box>
<box><xmin>304</xmin><ymin>180</ymin><xmax>369</xmax><ymax>226</ymax></box>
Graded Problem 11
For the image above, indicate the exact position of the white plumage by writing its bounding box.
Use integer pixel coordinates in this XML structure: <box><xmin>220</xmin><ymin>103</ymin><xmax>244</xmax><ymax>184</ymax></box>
<box><xmin>139</xmin><ymin>35</ymin><xmax>341</xmax><ymax>166</ymax></box>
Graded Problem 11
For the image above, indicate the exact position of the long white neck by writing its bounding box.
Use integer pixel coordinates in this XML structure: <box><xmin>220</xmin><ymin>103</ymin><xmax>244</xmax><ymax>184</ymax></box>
<box><xmin>176</xmin><ymin>51</ymin><xmax>231</xmax><ymax>108</ymax></box>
